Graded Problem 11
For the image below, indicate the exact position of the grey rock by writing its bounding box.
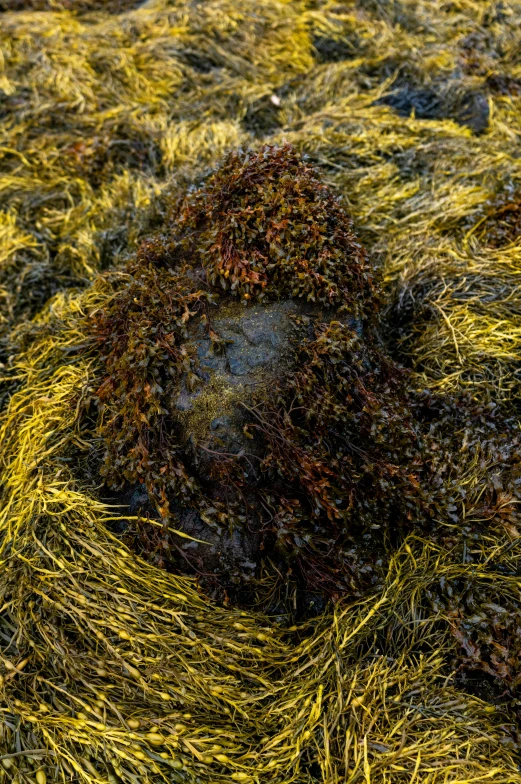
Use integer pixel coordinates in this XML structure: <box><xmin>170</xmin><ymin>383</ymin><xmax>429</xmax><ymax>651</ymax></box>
<box><xmin>175</xmin><ymin>300</ymin><xmax>315</xmax><ymax>478</ymax></box>
<box><xmin>376</xmin><ymin>80</ymin><xmax>489</xmax><ymax>134</ymax></box>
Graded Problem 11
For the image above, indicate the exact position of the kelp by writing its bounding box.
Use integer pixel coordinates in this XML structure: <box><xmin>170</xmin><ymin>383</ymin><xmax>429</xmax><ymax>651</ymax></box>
<box><xmin>1</xmin><ymin>0</ymin><xmax>521</xmax><ymax>782</ymax></box>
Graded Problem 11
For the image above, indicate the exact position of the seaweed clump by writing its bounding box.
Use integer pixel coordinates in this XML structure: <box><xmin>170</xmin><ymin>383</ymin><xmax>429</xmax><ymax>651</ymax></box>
<box><xmin>87</xmin><ymin>144</ymin><xmax>497</xmax><ymax>601</ymax></box>
<box><xmin>171</xmin><ymin>143</ymin><xmax>378</xmax><ymax>311</ymax></box>
<box><xmin>477</xmin><ymin>192</ymin><xmax>521</xmax><ymax>248</ymax></box>
<box><xmin>89</xmin><ymin>145</ymin><xmax>388</xmax><ymax>595</ymax></box>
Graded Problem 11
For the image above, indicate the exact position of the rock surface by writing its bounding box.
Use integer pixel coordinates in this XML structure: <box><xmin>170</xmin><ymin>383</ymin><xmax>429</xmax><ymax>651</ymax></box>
<box><xmin>176</xmin><ymin>300</ymin><xmax>314</xmax><ymax>479</ymax></box>
<box><xmin>114</xmin><ymin>481</ymin><xmax>261</xmax><ymax>585</ymax></box>
<box><xmin>377</xmin><ymin>82</ymin><xmax>489</xmax><ymax>134</ymax></box>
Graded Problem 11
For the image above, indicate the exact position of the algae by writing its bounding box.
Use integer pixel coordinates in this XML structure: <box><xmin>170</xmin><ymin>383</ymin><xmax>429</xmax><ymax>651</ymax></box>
<box><xmin>1</xmin><ymin>1</ymin><xmax>521</xmax><ymax>782</ymax></box>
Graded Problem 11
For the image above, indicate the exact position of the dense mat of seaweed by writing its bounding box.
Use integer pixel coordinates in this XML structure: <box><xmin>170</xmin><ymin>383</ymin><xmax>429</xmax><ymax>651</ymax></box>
<box><xmin>86</xmin><ymin>144</ymin><xmax>521</xmax><ymax>609</ymax></box>
<box><xmin>0</xmin><ymin>1</ymin><xmax>142</xmax><ymax>12</ymax></box>
<box><xmin>89</xmin><ymin>144</ymin><xmax>391</xmax><ymax>596</ymax></box>
<box><xmin>2</xmin><ymin>0</ymin><xmax>521</xmax><ymax>782</ymax></box>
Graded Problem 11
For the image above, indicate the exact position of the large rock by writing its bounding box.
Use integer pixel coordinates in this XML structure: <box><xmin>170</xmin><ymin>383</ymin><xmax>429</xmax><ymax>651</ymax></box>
<box><xmin>176</xmin><ymin>300</ymin><xmax>316</xmax><ymax>479</ymax></box>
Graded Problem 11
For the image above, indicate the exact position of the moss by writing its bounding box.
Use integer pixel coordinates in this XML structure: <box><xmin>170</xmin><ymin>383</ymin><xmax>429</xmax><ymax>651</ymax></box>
<box><xmin>180</xmin><ymin>374</ymin><xmax>245</xmax><ymax>443</ymax></box>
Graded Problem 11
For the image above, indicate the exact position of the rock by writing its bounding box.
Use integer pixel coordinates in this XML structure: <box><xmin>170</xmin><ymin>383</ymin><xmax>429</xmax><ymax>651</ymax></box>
<box><xmin>109</xmin><ymin>297</ymin><xmax>363</xmax><ymax>588</ymax></box>
<box><xmin>377</xmin><ymin>86</ymin><xmax>443</xmax><ymax>120</ymax></box>
<box><xmin>455</xmin><ymin>91</ymin><xmax>489</xmax><ymax>134</ymax></box>
<box><xmin>174</xmin><ymin>300</ymin><xmax>320</xmax><ymax>480</ymax></box>
<box><xmin>92</xmin><ymin>143</ymin><xmax>377</xmax><ymax>603</ymax></box>
<box><xmin>114</xmin><ymin>481</ymin><xmax>260</xmax><ymax>584</ymax></box>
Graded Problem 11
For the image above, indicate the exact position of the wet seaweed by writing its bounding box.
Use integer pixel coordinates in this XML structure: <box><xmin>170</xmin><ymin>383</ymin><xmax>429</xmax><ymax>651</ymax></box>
<box><xmin>2</xmin><ymin>0</ymin><xmax>521</xmax><ymax>781</ymax></box>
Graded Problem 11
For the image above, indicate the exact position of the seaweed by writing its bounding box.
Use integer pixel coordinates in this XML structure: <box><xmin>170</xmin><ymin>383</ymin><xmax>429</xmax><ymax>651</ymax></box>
<box><xmin>0</xmin><ymin>0</ymin><xmax>143</xmax><ymax>11</ymax></box>
<box><xmin>88</xmin><ymin>144</ymin><xmax>386</xmax><ymax>594</ymax></box>
<box><xmin>477</xmin><ymin>193</ymin><xmax>521</xmax><ymax>248</ymax></box>
<box><xmin>2</xmin><ymin>0</ymin><xmax>521</xmax><ymax>781</ymax></box>
<box><xmin>88</xmin><ymin>145</ymin><xmax>521</xmax><ymax>617</ymax></box>
<box><xmin>312</xmin><ymin>34</ymin><xmax>359</xmax><ymax>63</ymax></box>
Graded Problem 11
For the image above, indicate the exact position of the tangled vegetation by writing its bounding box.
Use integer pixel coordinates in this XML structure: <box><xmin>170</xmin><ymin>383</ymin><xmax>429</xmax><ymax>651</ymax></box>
<box><xmin>0</xmin><ymin>0</ymin><xmax>141</xmax><ymax>11</ymax></box>
<box><xmin>169</xmin><ymin>143</ymin><xmax>378</xmax><ymax>310</ymax></box>
<box><xmin>473</xmin><ymin>191</ymin><xmax>521</xmax><ymax>249</ymax></box>
<box><xmin>1</xmin><ymin>0</ymin><xmax>521</xmax><ymax>783</ymax></box>
<box><xmin>90</xmin><ymin>144</ymin><xmax>390</xmax><ymax>595</ymax></box>
<box><xmin>89</xmin><ymin>144</ymin><xmax>521</xmax><ymax>606</ymax></box>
